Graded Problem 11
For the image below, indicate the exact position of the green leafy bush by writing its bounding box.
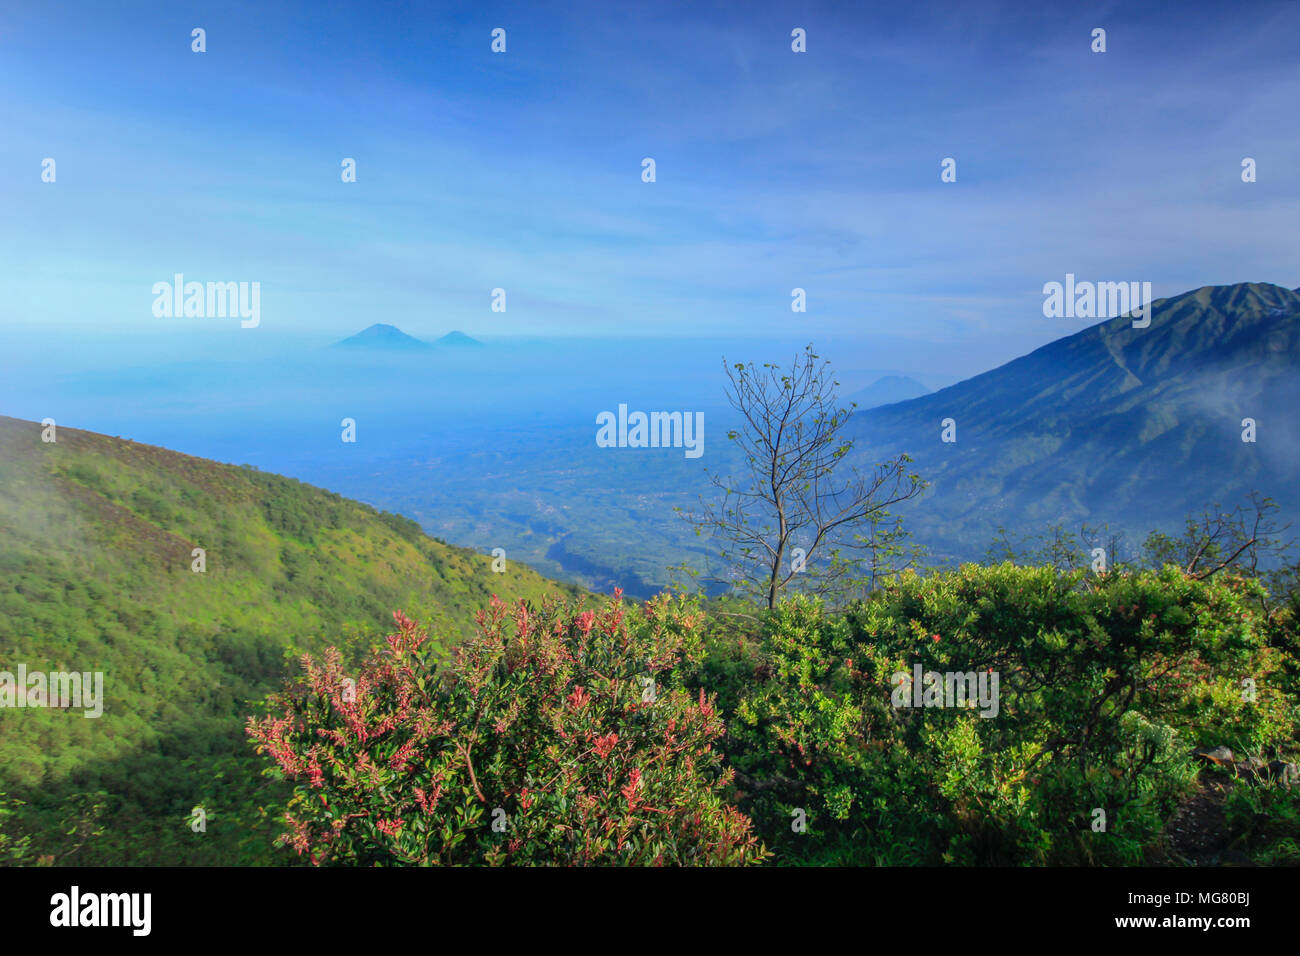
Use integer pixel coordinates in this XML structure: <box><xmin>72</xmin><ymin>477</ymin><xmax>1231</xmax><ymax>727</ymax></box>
<box><xmin>0</xmin><ymin>793</ymin><xmax>34</xmax><ymax>865</ymax></box>
<box><xmin>1223</xmin><ymin>781</ymin><xmax>1300</xmax><ymax>865</ymax></box>
<box><xmin>696</xmin><ymin>563</ymin><xmax>1297</xmax><ymax>865</ymax></box>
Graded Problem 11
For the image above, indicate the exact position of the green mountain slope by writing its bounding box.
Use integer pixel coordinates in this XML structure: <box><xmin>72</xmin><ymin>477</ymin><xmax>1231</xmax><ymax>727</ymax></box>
<box><xmin>0</xmin><ymin>416</ymin><xmax>579</xmax><ymax>864</ymax></box>
<box><xmin>851</xmin><ymin>282</ymin><xmax>1300</xmax><ymax>562</ymax></box>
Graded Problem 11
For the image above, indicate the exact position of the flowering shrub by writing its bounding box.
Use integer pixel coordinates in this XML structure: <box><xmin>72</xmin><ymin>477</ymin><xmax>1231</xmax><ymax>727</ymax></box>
<box><xmin>247</xmin><ymin>590</ymin><xmax>767</xmax><ymax>866</ymax></box>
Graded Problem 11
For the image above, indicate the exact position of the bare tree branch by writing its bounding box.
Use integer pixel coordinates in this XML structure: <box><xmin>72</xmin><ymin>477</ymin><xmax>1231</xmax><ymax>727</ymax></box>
<box><xmin>681</xmin><ymin>344</ymin><xmax>926</xmax><ymax>609</ymax></box>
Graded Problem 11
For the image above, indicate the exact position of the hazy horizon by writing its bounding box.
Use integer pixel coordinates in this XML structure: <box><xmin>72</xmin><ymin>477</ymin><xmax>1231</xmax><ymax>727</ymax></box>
<box><xmin>3</xmin><ymin>0</ymin><xmax>1298</xmax><ymax>386</ymax></box>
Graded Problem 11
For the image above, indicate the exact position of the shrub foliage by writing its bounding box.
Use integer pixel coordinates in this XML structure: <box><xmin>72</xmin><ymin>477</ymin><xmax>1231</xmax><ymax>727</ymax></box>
<box><xmin>247</xmin><ymin>590</ymin><xmax>767</xmax><ymax>865</ymax></box>
<box><xmin>248</xmin><ymin>564</ymin><xmax>1299</xmax><ymax>866</ymax></box>
<box><xmin>701</xmin><ymin>563</ymin><xmax>1297</xmax><ymax>864</ymax></box>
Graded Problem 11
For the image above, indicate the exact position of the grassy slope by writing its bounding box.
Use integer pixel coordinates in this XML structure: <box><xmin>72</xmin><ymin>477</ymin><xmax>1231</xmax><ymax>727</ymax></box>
<box><xmin>0</xmin><ymin>415</ymin><xmax>580</xmax><ymax>864</ymax></box>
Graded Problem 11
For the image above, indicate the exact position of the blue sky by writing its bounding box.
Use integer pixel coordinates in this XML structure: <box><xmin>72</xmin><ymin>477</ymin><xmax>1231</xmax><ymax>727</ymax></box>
<box><xmin>1</xmin><ymin>0</ymin><xmax>1297</xmax><ymax>381</ymax></box>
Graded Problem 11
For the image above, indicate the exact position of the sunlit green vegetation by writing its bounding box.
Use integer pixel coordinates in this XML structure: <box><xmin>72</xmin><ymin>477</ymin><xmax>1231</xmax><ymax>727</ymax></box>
<box><xmin>0</xmin><ymin>416</ymin><xmax>577</xmax><ymax>865</ymax></box>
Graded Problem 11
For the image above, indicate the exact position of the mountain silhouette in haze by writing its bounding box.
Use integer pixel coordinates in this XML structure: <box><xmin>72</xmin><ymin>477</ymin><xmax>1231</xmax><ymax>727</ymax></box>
<box><xmin>332</xmin><ymin>325</ymin><xmax>486</xmax><ymax>351</ymax></box>
<box><xmin>435</xmin><ymin>331</ymin><xmax>485</xmax><ymax>348</ymax></box>
<box><xmin>848</xmin><ymin>375</ymin><xmax>930</xmax><ymax>409</ymax></box>
<box><xmin>849</xmin><ymin>281</ymin><xmax>1300</xmax><ymax>563</ymax></box>
<box><xmin>334</xmin><ymin>324</ymin><xmax>432</xmax><ymax>350</ymax></box>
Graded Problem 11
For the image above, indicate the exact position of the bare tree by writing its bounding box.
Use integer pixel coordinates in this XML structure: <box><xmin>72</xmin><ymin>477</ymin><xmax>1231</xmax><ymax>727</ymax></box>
<box><xmin>987</xmin><ymin>521</ymin><xmax>1130</xmax><ymax>574</ymax></box>
<box><xmin>1141</xmin><ymin>492</ymin><xmax>1292</xmax><ymax>582</ymax></box>
<box><xmin>1080</xmin><ymin>522</ymin><xmax>1130</xmax><ymax>574</ymax></box>
<box><xmin>683</xmin><ymin>344</ymin><xmax>925</xmax><ymax>608</ymax></box>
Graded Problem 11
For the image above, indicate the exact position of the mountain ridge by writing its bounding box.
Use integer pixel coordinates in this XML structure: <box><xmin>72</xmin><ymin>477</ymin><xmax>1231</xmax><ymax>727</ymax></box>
<box><xmin>849</xmin><ymin>281</ymin><xmax>1300</xmax><ymax>562</ymax></box>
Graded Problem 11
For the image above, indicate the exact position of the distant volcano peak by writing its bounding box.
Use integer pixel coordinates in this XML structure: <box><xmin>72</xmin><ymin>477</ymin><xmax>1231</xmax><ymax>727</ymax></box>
<box><xmin>333</xmin><ymin>324</ymin><xmax>431</xmax><ymax>350</ymax></box>
<box><xmin>435</xmin><ymin>331</ymin><xmax>485</xmax><ymax>348</ymax></box>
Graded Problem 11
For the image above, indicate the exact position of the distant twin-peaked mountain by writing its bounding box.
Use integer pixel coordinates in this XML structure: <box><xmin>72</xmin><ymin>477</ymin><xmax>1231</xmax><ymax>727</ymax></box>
<box><xmin>851</xmin><ymin>282</ymin><xmax>1300</xmax><ymax>564</ymax></box>
<box><xmin>332</xmin><ymin>324</ymin><xmax>484</xmax><ymax>351</ymax></box>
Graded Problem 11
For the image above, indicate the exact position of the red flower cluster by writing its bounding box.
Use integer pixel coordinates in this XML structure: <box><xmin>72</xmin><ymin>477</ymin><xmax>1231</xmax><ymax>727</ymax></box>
<box><xmin>567</xmin><ymin>685</ymin><xmax>591</xmax><ymax>710</ymax></box>
<box><xmin>621</xmin><ymin>768</ymin><xmax>642</xmax><ymax>809</ymax></box>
